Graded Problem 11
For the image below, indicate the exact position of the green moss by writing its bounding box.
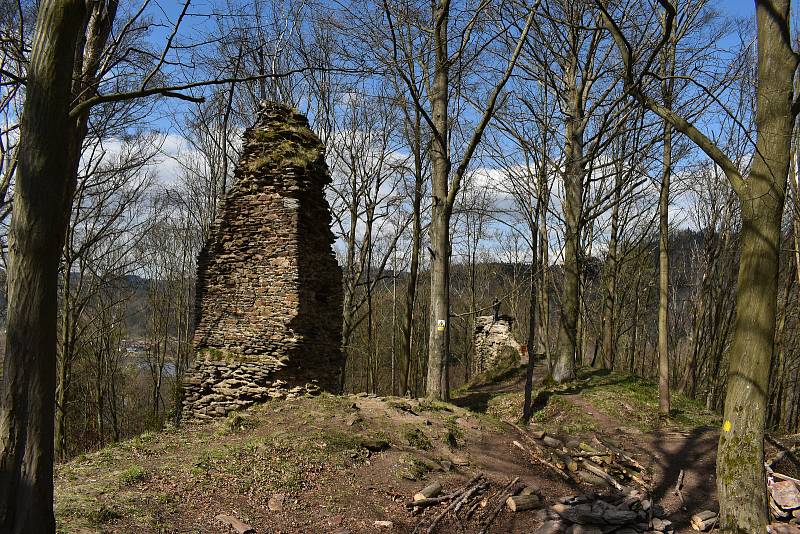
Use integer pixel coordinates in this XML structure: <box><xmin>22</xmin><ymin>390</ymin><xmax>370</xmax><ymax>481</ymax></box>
<box><xmin>312</xmin><ymin>392</ymin><xmax>352</xmax><ymax>412</ymax></box>
<box><xmin>530</xmin><ymin>395</ymin><xmax>598</xmax><ymax>436</ymax></box>
<box><xmin>403</xmin><ymin>427</ymin><xmax>432</xmax><ymax>450</ymax></box>
<box><xmin>395</xmin><ymin>454</ymin><xmax>433</xmax><ymax>481</ymax></box>
<box><xmin>418</xmin><ymin>400</ymin><xmax>454</xmax><ymax>413</ymax></box>
<box><xmin>248</xmin><ymin>125</ymin><xmax>322</xmax><ymax>171</ymax></box>
<box><xmin>576</xmin><ymin>368</ymin><xmax>719</xmax><ymax>431</ymax></box>
<box><xmin>119</xmin><ymin>465</ymin><xmax>149</xmax><ymax>486</ymax></box>
<box><xmin>387</xmin><ymin>399</ymin><xmax>415</xmax><ymax>412</ymax></box>
<box><xmin>218</xmin><ymin>411</ymin><xmax>258</xmax><ymax>435</ymax></box>
<box><xmin>319</xmin><ymin>429</ymin><xmax>363</xmax><ymax>451</ymax></box>
<box><xmin>190</xmin><ymin>446</ymin><xmax>229</xmax><ymax>476</ymax></box>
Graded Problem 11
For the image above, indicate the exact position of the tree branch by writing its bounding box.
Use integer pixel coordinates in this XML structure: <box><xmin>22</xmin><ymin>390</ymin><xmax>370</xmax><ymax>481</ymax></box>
<box><xmin>447</xmin><ymin>5</ymin><xmax>537</xmax><ymax>209</ymax></box>
<box><xmin>68</xmin><ymin>66</ymin><xmax>365</xmax><ymax>119</ymax></box>
<box><xmin>594</xmin><ymin>0</ymin><xmax>745</xmax><ymax>196</ymax></box>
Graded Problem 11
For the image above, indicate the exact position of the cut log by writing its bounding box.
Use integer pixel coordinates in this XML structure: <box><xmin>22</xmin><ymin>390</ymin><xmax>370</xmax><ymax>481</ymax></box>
<box><xmin>542</xmin><ymin>435</ymin><xmax>564</xmax><ymax>449</ymax></box>
<box><xmin>557</xmin><ymin>453</ymin><xmax>578</xmax><ymax>472</ymax></box>
<box><xmin>576</xmin><ymin>469</ymin><xmax>610</xmax><ymax>487</ymax></box>
<box><xmin>580</xmin><ymin>459</ymin><xmax>623</xmax><ymax>491</ymax></box>
<box><xmin>691</xmin><ymin>511</ymin><xmax>714</xmax><ymax>522</ymax></box>
<box><xmin>506</xmin><ymin>494</ymin><xmax>542</xmax><ymax>512</ymax></box>
<box><xmin>414</xmin><ymin>481</ymin><xmax>442</xmax><ymax>502</ymax></box>
<box><xmin>592</xmin><ymin>435</ymin><xmax>645</xmax><ymax>471</ymax></box>
<box><xmin>690</xmin><ymin>511</ymin><xmax>717</xmax><ymax>531</ymax></box>
<box><xmin>216</xmin><ymin>514</ymin><xmax>255</xmax><ymax>534</ymax></box>
<box><xmin>520</xmin><ymin>485</ymin><xmax>539</xmax><ymax>496</ymax></box>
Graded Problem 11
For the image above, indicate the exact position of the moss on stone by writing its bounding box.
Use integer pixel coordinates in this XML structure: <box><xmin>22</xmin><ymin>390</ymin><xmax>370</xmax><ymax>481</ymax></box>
<box><xmin>248</xmin><ymin>125</ymin><xmax>322</xmax><ymax>171</ymax></box>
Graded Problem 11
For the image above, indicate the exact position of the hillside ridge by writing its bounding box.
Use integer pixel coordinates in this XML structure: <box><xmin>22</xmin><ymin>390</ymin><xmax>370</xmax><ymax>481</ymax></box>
<box><xmin>56</xmin><ymin>366</ymin><xmax>730</xmax><ymax>534</ymax></box>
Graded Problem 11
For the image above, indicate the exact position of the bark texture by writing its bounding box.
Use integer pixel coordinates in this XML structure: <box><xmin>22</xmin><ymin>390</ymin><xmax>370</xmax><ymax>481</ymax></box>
<box><xmin>715</xmin><ymin>2</ymin><xmax>794</xmax><ymax>530</ymax></box>
<box><xmin>425</xmin><ymin>0</ymin><xmax>452</xmax><ymax>400</ymax></box>
<box><xmin>658</xmin><ymin>120</ymin><xmax>672</xmax><ymax>416</ymax></box>
<box><xmin>553</xmin><ymin>59</ymin><xmax>583</xmax><ymax>383</ymax></box>
<box><xmin>0</xmin><ymin>0</ymin><xmax>86</xmax><ymax>530</ymax></box>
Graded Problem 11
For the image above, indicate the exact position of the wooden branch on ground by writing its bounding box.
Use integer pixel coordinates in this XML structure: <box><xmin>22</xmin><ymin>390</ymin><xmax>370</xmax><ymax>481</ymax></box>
<box><xmin>592</xmin><ymin>435</ymin><xmax>645</xmax><ymax>471</ymax></box>
<box><xmin>512</xmin><ymin>440</ymin><xmax>572</xmax><ymax>481</ymax></box>
<box><xmin>673</xmin><ymin>469</ymin><xmax>685</xmax><ymax>508</ymax></box>
<box><xmin>580</xmin><ymin>459</ymin><xmax>623</xmax><ymax>491</ymax></box>
<box><xmin>410</xmin><ymin>473</ymin><xmax>487</xmax><ymax>534</ymax></box>
<box><xmin>424</xmin><ymin>480</ymin><xmax>489</xmax><ymax>534</ymax></box>
<box><xmin>479</xmin><ymin>477</ymin><xmax>522</xmax><ymax>534</ymax></box>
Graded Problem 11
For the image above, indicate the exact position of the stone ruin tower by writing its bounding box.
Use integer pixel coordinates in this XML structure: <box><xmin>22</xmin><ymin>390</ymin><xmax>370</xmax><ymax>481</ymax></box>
<box><xmin>182</xmin><ymin>102</ymin><xmax>343</xmax><ymax>421</ymax></box>
<box><xmin>472</xmin><ymin>315</ymin><xmax>524</xmax><ymax>377</ymax></box>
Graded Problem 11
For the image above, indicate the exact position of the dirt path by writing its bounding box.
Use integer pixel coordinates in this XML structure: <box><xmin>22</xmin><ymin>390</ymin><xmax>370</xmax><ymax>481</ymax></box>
<box><xmin>455</xmin><ymin>364</ymin><xmax>720</xmax><ymax>533</ymax></box>
<box><xmin>558</xmin><ymin>392</ymin><xmax>719</xmax><ymax>533</ymax></box>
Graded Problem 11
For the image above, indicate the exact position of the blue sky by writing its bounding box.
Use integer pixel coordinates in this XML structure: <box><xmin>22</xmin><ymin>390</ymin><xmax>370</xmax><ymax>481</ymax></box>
<box><xmin>718</xmin><ymin>0</ymin><xmax>754</xmax><ymax>18</ymax></box>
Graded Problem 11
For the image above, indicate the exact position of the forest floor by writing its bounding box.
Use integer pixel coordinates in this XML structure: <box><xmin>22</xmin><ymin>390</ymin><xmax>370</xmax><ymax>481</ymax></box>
<box><xmin>56</xmin><ymin>362</ymin><xmax>791</xmax><ymax>534</ymax></box>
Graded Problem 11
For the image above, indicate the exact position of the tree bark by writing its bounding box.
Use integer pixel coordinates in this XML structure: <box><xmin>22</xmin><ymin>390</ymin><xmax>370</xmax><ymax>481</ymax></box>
<box><xmin>601</xmin><ymin>165</ymin><xmax>621</xmax><ymax>370</ymax></box>
<box><xmin>657</xmin><ymin>14</ymin><xmax>675</xmax><ymax>417</ymax></box>
<box><xmin>400</xmin><ymin>110</ymin><xmax>424</xmax><ymax>397</ymax></box>
<box><xmin>523</xmin><ymin>173</ymin><xmax>543</xmax><ymax>421</ymax></box>
<box><xmin>553</xmin><ymin>66</ymin><xmax>583</xmax><ymax>383</ymax></box>
<box><xmin>657</xmin><ymin>119</ymin><xmax>672</xmax><ymax>416</ymax></box>
<box><xmin>401</xmin><ymin>169</ymin><xmax>422</xmax><ymax>396</ymax></box>
<box><xmin>715</xmin><ymin>1</ymin><xmax>794</xmax><ymax>530</ymax></box>
<box><xmin>425</xmin><ymin>0</ymin><xmax>452</xmax><ymax>400</ymax></box>
<box><xmin>0</xmin><ymin>0</ymin><xmax>86</xmax><ymax>530</ymax></box>
<box><xmin>598</xmin><ymin>1</ymin><xmax>795</xmax><ymax>526</ymax></box>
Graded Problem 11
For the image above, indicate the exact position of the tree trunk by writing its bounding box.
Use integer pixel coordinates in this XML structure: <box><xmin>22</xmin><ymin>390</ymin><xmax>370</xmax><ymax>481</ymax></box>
<box><xmin>400</xmin><ymin>121</ymin><xmax>424</xmax><ymax>395</ymax></box>
<box><xmin>425</xmin><ymin>0</ymin><xmax>451</xmax><ymax>400</ymax></box>
<box><xmin>427</xmin><ymin>201</ymin><xmax>451</xmax><ymax>400</ymax></box>
<box><xmin>601</xmin><ymin>167</ymin><xmax>621</xmax><ymax>370</ymax></box>
<box><xmin>716</xmin><ymin>208</ymin><xmax>783</xmax><ymax>532</ymax></box>
<box><xmin>716</xmin><ymin>4</ymin><xmax>794</xmax><ymax>530</ymax></box>
<box><xmin>55</xmin><ymin>268</ymin><xmax>72</xmax><ymax>460</ymax></box>
<box><xmin>523</xmin><ymin>198</ymin><xmax>542</xmax><ymax>421</ymax></box>
<box><xmin>658</xmin><ymin>120</ymin><xmax>672</xmax><ymax>416</ymax></box>
<box><xmin>0</xmin><ymin>0</ymin><xmax>86</xmax><ymax>530</ymax></box>
<box><xmin>553</xmin><ymin>115</ymin><xmax>583</xmax><ymax>383</ymax></box>
<box><xmin>658</xmin><ymin>15</ymin><xmax>675</xmax><ymax>417</ymax></box>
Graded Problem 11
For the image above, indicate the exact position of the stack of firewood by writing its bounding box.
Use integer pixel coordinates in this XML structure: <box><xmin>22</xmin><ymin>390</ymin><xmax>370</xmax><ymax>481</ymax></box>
<box><xmin>508</xmin><ymin>423</ymin><xmax>647</xmax><ymax>490</ymax></box>
<box><xmin>408</xmin><ymin>474</ymin><xmax>552</xmax><ymax>533</ymax></box>
<box><xmin>689</xmin><ymin>510</ymin><xmax>717</xmax><ymax>531</ymax></box>
<box><xmin>541</xmin><ymin>490</ymin><xmax>674</xmax><ymax>533</ymax></box>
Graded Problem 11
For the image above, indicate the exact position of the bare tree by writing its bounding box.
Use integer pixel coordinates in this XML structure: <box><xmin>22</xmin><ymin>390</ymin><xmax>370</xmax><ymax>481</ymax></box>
<box><xmin>599</xmin><ymin>0</ymin><xmax>799</xmax><ymax>529</ymax></box>
<box><xmin>380</xmin><ymin>0</ymin><xmax>534</xmax><ymax>398</ymax></box>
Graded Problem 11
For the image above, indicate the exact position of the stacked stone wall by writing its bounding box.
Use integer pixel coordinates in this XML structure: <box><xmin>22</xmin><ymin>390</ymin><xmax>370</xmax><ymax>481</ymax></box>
<box><xmin>182</xmin><ymin>102</ymin><xmax>343</xmax><ymax>422</ymax></box>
